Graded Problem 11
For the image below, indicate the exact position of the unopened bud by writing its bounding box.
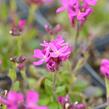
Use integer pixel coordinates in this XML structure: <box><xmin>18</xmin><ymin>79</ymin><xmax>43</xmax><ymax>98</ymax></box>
<box><xmin>44</xmin><ymin>24</ymin><xmax>62</xmax><ymax>35</ymax></box>
<box><xmin>10</xmin><ymin>56</ymin><xmax>26</xmax><ymax>64</ymax></box>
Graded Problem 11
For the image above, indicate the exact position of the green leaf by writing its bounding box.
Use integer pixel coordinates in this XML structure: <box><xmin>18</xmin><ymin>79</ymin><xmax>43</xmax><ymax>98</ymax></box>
<box><xmin>56</xmin><ymin>85</ymin><xmax>66</xmax><ymax>94</ymax></box>
<box><xmin>0</xmin><ymin>2</ymin><xmax>8</xmax><ymax>21</ymax></box>
<box><xmin>49</xmin><ymin>102</ymin><xmax>61</xmax><ymax>109</ymax></box>
<box><xmin>12</xmin><ymin>81</ymin><xmax>20</xmax><ymax>91</ymax></box>
<box><xmin>8</xmin><ymin>69</ymin><xmax>16</xmax><ymax>82</ymax></box>
<box><xmin>44</xmin><ymin>79</ymin><xmax>52</xmax><ymax>95</ymax></box>
<box><xmin>44</xmin><ymin>79</ymin><xmax>52</xmax><ymax>87</ymax></box>
<box><xmin>28</xmin><ymin>78</ymin><xmax>37</xmax><ymax>89</ymax></box>
<box><xmin>38</xmin><ymin>97</ymin><xmax>50</xmax><ymax>105</ymax></box>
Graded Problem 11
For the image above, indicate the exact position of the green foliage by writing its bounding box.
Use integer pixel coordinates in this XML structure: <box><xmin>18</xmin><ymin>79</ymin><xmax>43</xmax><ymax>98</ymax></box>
<box><xmin>48</xmin><ymin>102</ymin><xmax>61</xmax><ymax>109</ymax></box>
<box><xmin>8</xmin><ymin>69</ymin><xmax>16</xmax><ymax>82</ymax></box>
<box><xmin>44</xmin><ymin>78</ymin><xmax>52</xmax><ymax>95</ymax></box>
<box><xmin>73</xmin><ymin>80</ymin><xmax>88</xmax><ymax>92</ymax></box>
<box><xmin>0</xmin><ymin>0</ymin><xmax>108</xmax><ymax>108</ymax></box>
<box><xmin>12</xmin><ymin>81</ymin><xmax>20</xmax><ymax>91</ymax></box>
<box><xmin>1</xmin><ymin>105</ymin><xmax>7</xmax><ymax>109</ymax></box>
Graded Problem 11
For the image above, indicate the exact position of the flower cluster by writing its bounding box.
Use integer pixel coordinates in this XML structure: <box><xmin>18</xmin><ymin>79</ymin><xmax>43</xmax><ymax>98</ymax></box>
<box><xmin>100</xmin><ymin>59</ymin><xmax>109</xmax><ymax>78</ymax></box>
<box><xmin>58</xmin><ymin>95</ymin><xmax>86</xmax><ymax>109</ymax></box>
<box><xmin>56</xmin><ymin>0</ymin><xmax>97</xmax><ymax>26</ymax></box>
<box><xmin>0</xmin><ymin>90</ymin><xmax>48</xmax><ymax>109</ymax></box>
<box><xmin>33</xmin><ymin>35</ymin><xmax>72</xmax><ymax>72</ymax></box>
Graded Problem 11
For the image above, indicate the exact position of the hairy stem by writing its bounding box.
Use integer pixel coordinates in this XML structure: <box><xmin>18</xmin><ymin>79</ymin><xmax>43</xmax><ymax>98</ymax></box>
<box><xmin>16</xmin><ymin>37</ymin><xmax>22</xmax><ymax>55</ymax></box>
<box><xmin>52</xmin><ymin>72</ymin><xmax>57</xmax><ymax>101</ymax></box>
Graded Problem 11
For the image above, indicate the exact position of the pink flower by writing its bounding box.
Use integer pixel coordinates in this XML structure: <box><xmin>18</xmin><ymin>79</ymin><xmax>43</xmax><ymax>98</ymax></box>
<box><xmin>58</xmin><ymin>95</ymin><xmax>70</xmax><ymax>105</ymax></box>
<box><xmin>56</xmin><ymin>0</ymin><xmax>96</xmax><ymax>26</ymax></box>
<box><xmin>3</xmin><ymin>91</ymin><xmax>24</xmax><ymax>109</ymax></box>
<box><xmin>46</xmin><ymin>58</ymin><xmax>59</xmax><ymax>72</ymax></box>
<box><xmin>52</xmin><ymin>35</ymin><xmax>67</xmax><ymax>47</ymax></box>
<box><xmin>18</xmin><ymin>19</ymin><xmax>26</xmax><ymax>31</ymax></box>
<box><xmin>0</xmin><ymin>91</ymin><xmax>48</xmax><ymax>109</ymax></box>
<box><xmin>58</xmin><ymin>95</ymin><xmax>86</xmax><ymax>109</ymax></box>
<box><xmin>75</xmin><ymin>103</ymin><xmax>86</xmax><ymax>109</ymax></box>
<box><xmin>33</xmin><ymin>49</ymin><xmax>50</xmax><ymax>66</ymax></box>
<box><xmin>33</xmin><ymin>35</ymin><xmax>72</xmax><ymax>72</ymax></box>
<box><xmin>50</xmin><ymin>43</ymin><xmax>70</xmax><ymax>58</ymax></box>
<box><xmin>76</xmin><ymin>3</ymin><xmax>93</xmax><ymax>22</ymax></box>
<box><xmin>25</xmin><ymin>91</ymin><xmax>48</xmax><ymax>109</ymax></box>
<box><xmin>100</xmin><ymin>59</ymin><xmax>109</xmax><ymax>78</ymax></box>
<box><xmin>56</xmin><ymin>0</ymin><xmax>78</xmax><ymax>26</ymax></box>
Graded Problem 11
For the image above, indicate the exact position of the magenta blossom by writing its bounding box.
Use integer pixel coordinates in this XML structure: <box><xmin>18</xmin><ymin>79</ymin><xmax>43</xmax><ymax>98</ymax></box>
<box><xmin>33</xmin><ymin>49</ymin><xmax>50</xmax><ymax>66</ymax></box>
<box><xmin>58</xmin><ymin>95</ymin><xmax>70</xmax><ymax>105</ymax></box>
<box><xmin>0</xmin><ymin>91</ymin><xmax>24</xmax><ymax>109</ymax></box>
<box><xmin>56</xmin><ymin>0</ymin><xmax>96</xmax><ymax>26</ymax></box>
<box><xmin>50</xmin><ymin>43</ymin><xmax>70</xmax><ymax>58</ymax></box>
<box><xmin>0</xmin><ymin>90</ymin><xmax>48</xmax><ymax>109</ymax></box>
<box><xmin>33</xmin><ymin>35</ymin><xmax>72</xmax><ymax>72</ymax></box>
<box><xmin>100</xmin><ymin>59</ymin><xmax>109</xmax><ymax>78</ymax></box>
<box><xmin>46</xmin><ymin>58</ymin><xmax>59</xmax><ymax>72</ymax></box>
<box><xmin>18</xmin><ymin>19</ymin><xmax>26</xmax><ymax>31</ymax></box>
<box><xmin>76</xmin><ymin>3</ymin><xmax>93</xmax><ymax>24</ymax></box>
<box><xmin>56</xmin><ymin>0</ymin><xmax>78</xmax><ymax>26</ymax></box>
<box><xmin>25</xmin><ymin>91</ymin><xmax>48</xmax><ymax>109</ymax></box>
<box><xmin>58</xmin><ymin>95</ymin><xmax>86</xmax><ymax>109</ymax></box>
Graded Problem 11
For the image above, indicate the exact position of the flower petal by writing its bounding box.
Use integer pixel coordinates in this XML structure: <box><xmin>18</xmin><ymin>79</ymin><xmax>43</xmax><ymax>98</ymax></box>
<box><xmin>56</xmin><ymin>7</ymin><xmax>65</xmax><ymax>13</ymax></box>
<box><xmin>50</xmin><ymin>52</ymin><xmax>59</xmax><ymax>58</ymax></box>
<box><xmin>60</xmin><ymin>52</ymin><xmax>70</xmax><ymax>57</ymax></box>
<box><xmin>7</xmin><ymin>91</ymin><xmax>18</xmax><ymax>102</ymax></box>
<box><xmin>26</xmin><ymin>90</ymin><xmax>39</xmax><ymax>104</ymax></box>
<box><xmin>33</xmin><ymin>49</ymin><xmax>44</xmax><ymax>58</ymax></box>
<box><xmin>50</xmin><ymin>43</ymin><xmax>57</xmax><ymax>52</ymax></box>
<box><xmin>59</xmin><ymin>45</ymin><xmax>68</xmax><ymax>52</ymax></box>
<box><xmin>33</xmin><ymin>59</ymin><xmax>45</xmax><ymax>66</ymax></box>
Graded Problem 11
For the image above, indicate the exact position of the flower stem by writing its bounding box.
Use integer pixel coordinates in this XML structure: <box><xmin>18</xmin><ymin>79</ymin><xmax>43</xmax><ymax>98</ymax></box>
<box><xmin>15</xmin><ymin>37</ymin><xmax>24</xmax><ymax>91</ymax></box>
<box><xmin>105</xmin><ymin>77</ymin><xmax>109</xmax><ymax>108</ymax></box>
<box><xmin>28</xmin><ymin>5</ymin><xmax>37</xmax><ymax>25</ymax></box>
<box><xmin>52</xmin><ymin>72</ymin><xmax>57</xmax><ymax>101</ymax></box>
<box><xmin>75</xmin><ymin>22</ymin><xmax>80</xmax><ymax>48</ymax></box>
<box><xmin>68</xmin><ymin>75</ymin><xmax>76</xmax><ymax>95</ymax></box>
<box><xmin>16</xmin><ymin>37</ymin><xmax>22</xmax><ymax>55</ymax></box>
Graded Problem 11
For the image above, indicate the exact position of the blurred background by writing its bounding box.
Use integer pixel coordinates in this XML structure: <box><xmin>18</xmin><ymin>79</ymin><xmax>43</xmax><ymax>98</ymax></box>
<box><xmin>0</xmin><ymin>0</ymin><xmax>109</xmax><ymax>109</ymax></box>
